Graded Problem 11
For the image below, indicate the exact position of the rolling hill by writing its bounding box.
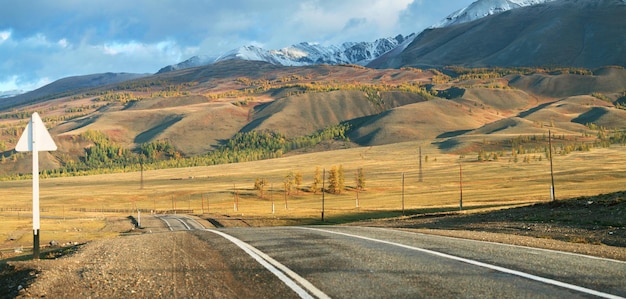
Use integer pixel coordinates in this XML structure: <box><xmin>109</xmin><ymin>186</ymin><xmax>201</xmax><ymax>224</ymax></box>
<box><xmin>0</xmin><ymin>59</ymin><xmax>625</xmax><ymax>177</ymax></box>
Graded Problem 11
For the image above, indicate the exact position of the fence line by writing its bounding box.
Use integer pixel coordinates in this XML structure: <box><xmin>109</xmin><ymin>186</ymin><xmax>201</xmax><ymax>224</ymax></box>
<box><xmin>68</xmin><ymin>208</ymin><xmax>193</xmax><ymax>214</ymax></box>
<box><xmin>0</xmin><ymin>207</ymin><xmax>49</xmax><ymax>212</ymax></box>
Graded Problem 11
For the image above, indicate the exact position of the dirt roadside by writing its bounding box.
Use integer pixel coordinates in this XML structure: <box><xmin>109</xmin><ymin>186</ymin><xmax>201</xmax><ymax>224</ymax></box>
<box><xmin>2</xmin><ymin>215</ymin><xmax>294</xmax><ymax>298</ymax></box>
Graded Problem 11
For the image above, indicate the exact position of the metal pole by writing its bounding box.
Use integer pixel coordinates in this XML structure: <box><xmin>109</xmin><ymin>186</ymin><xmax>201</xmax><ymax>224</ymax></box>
<box><xmin>549</xmin><ymin>130</ymin><xmax>556</xmax><ymax>201</ymax></box>
<box><xmin>31</xmin><ymin>121</ymin><xmax>40</xmax><ymax>260</ymax></box>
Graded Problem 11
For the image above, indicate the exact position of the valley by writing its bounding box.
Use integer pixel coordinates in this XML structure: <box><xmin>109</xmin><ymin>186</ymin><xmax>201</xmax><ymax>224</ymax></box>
<box><xmin>2</xmin><ymin>0</ymin><xmax>625</xmax><ymax>297</ymax></box>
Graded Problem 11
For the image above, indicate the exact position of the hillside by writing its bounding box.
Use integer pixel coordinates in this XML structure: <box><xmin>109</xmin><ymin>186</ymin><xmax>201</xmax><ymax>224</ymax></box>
<box><xmin>0</xmin><ymin>61</ymin><xmax>625</xmax><ymax>177</ymax></box>
<box><xmin>370</xmin><ymin>0</ymin><xmax>626</xmax><ymax>69</ymax></box>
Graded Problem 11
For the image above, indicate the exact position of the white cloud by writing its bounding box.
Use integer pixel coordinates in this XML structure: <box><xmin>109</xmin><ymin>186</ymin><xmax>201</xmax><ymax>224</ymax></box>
<box><xmin>0</xmin><ymin>29</ymin><xmax>10</xmax><ymax>43</ymax></box>
<box><xmin>58</xmin><ymin>38</ymin><xmax>69</xmax><ymax>48</ymax></box>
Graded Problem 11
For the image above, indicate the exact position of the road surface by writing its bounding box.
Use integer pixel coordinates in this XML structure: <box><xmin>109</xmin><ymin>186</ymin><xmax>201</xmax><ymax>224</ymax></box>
<box><xmin>158</xmin><ymin>215</ymin><xmax>626</xmax><ymax>298</ymax></box>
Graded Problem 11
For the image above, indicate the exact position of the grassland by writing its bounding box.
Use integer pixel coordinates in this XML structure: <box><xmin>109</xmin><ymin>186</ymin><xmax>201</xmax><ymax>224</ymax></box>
<box><xmin>2</xmin><ymin>140</ymin><xmax>625</xmax><ymax>254</ymax></box>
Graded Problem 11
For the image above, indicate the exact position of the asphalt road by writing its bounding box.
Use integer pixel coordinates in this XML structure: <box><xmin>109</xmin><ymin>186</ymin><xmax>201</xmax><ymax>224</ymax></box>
<box><xmin>159</xmin><ymin>215</ymin><xmax>626</xmax><ymax>298</ymax></box>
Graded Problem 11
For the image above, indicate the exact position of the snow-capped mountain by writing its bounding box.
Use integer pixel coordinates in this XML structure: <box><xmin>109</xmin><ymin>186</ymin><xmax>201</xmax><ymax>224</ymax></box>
<box><xmin>160</xmin><ymin>0</ymin><xmax>557</xmax><ymax>74</ymax></box>
<box><xmin>157</xmin><ymin>35</ymin><xmax>409</xmax><ymax>73</ymax></box>
<box><xmin>431</xmin><ymin>0</ymin><xmax>556</xmax><ymax>28</ymax></box>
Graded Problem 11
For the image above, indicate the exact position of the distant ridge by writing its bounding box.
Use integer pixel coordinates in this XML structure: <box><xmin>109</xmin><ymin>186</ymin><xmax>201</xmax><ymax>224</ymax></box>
<box><xmin>0</xmin><ymin>72</ymin><xmax>148</xmax><ymax>109</ymax></box>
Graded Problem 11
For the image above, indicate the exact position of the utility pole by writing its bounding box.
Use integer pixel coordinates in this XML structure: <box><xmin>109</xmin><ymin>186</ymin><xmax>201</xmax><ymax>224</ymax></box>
<box><xmin>402</xmin><ymin>172</ymin><xmax>405</xmax><ymax>215</ymax></box>
<box><xmin>322</xmin><ymin>169</ymin><xmax>325</xmax><ymax>222</ymax></box>
<box><xmin>140</xmin><ymin>155</ymin><xmax>144</xmax><ymax>190</ymax></box>
<box><xmin>459</xmin><ymin>162</ymin><xmax>463</xmax><ymax>211</ymax></box>
<box><xmin>233</xmin><ymin>184</ymin><xmax>238</xmax><ymax>212</ymax></box>
<box><xmin>549</xmin><ymin>130</ymin><xmax>556</xmax><ymax>201</ymax></box>
<box><xmin>418</xmin><ymin>146</ymin><xmax>423</xmax><ymax>182</ymax></box>
<box><xmin>355</xmin><ymin>170</ymin><xmax>359</xmax><ymax>209</ymax></box>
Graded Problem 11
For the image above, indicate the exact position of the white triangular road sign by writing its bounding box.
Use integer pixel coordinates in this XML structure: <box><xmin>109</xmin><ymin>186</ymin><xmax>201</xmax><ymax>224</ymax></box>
<box><xmin>15</xmin><ymin>112</ymin><xmax>57</xmax><ymax>152</ymax></box>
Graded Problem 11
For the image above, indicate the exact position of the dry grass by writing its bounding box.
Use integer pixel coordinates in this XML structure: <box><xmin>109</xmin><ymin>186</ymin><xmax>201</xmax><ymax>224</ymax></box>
<box><xmin>2</xmin><ymin>140</ymin><xmax>625</xmax><ymax>250</ymax></box>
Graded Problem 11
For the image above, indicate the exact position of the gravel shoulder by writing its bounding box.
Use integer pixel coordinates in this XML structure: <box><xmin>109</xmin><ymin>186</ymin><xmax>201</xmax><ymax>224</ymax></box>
<box><xmin>3</xmin><ymin>215</ymin><xmax>294</xmax><ymax>298</ymax></box>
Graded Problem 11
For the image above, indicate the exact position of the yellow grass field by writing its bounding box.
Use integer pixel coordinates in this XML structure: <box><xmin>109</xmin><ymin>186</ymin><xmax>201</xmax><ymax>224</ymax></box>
<box><xmin>2</xmin><ymin>141</ymin><xmax>625</xmax><ymax>252</ymax></box>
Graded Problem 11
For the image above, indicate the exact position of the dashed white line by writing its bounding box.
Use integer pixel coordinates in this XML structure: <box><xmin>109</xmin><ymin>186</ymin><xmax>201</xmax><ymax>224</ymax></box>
<box><xmin>299</xmin><ymin>227</ymin><xmax>624</xmax><ymax>299</ymax></box>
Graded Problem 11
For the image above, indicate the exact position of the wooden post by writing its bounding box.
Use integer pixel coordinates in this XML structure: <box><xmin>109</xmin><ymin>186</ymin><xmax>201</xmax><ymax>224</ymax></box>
<box><xmin>322</xmin><ymin>169</ymin><xmax>325</xmax><ymax>221</ymax></box>
<box><xmin>419</xmin><ymin>146</ymin><xmax>423</xmax><ymax>182</ymax></box>
<box><xmin>402</xmin><ymin>172</ymin><xmax>405</xmax><ymax>215</ymax></box>
<box><xmin>549</xmin><ymin>130</ymin><xmax>556</xmax><ymax>201</ymax></box>
<box><xmin>459</xmin><ymin>162</ymin><xmax>463</xmax><ymax>211</ymax></box>
<box><xmin>233</xmin><ymin>184</ymin><xmax>239</xmax><ymax>212</ymax></box>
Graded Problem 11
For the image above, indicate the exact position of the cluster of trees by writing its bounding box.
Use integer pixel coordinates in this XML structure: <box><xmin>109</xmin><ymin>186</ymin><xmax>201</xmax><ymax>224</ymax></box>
<box><xmin>474</xmin><ymin>129</ymin><xmax>626</xmax><ymax>163</ymax></box>
<box><xmin>2</xmin><ymin>123</ymin><xmax>354</xmax><ymax>180</ymax></box>
<box><xmin>139</xmin><ymin>140</ymin><xmax>180</xmax><ymax>160</ymax></box>
<box><xmin>254</xmin><ymin>166</ymin><xmax>365</xmax><ymax>199</ymax></box>
<box><xmin>209</xmin><ymin>76</ymin><xmax>435</xmax><ymax>102</ymax></box>
<box><xmin>326</xmin><ymin>165</ymin><xmax>345</xmax><ymax>194</ymax></box>
<box><xmin>445</xmin><ymin>66</ymin><xmax>594</xmax><ymax>80</ymax></box>
<box><xmin>222</xmin><ymin>124</ymin><xmax>351</xmax><ymax>162</ymax></box>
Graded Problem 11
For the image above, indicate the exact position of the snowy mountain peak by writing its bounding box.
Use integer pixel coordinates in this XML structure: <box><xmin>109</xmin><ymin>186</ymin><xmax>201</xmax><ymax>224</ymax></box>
<box><xmin>431</xmin><ymin>0</ymin><xmax>556</xmax><ymax>28</ymax></box>
<box><xmin>158</xmin><ymin>35</ymin><xmax>409</xmax><ymax>73</ymax></box>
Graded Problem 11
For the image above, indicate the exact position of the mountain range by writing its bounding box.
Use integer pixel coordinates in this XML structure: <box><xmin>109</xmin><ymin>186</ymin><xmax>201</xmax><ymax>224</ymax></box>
<box><xmin>1</xmin><ymin>0</ymin><xmax>625</xmax><ymax>178</ymax></box>
<box><xmin>158</xmin><ymin>0</ymin><xmax>558</xmax><ymax>73</ymax></box>
<box><xmin>4</xmin><ymin>0</ymin><xmax>623</xmax><ymax>105</ymax></box>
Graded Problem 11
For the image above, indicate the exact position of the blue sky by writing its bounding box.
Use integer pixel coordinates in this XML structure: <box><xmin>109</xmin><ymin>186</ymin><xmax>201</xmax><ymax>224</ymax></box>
<box><xmin>0</xmin><ymin>0</ymin><xmax>474</xmax><ymax>93</ymax></box>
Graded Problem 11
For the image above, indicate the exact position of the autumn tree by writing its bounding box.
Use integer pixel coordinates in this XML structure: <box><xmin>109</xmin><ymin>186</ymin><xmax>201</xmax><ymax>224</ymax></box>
<box><xmin>327</xmin><ymin>165</ymin><xmax>345</xmax><ymax>194</ymax></box>
<box><xmin>327</xmin><ymin>166</ymin><xmax>338</xmax><ymax>194</ymax></box>
<box><xmin>338</xmin><ymin>165</ymin><xmax>345</xmax><ymax>194</ymax></box>
<box><xmin>254</xmin><ymin>177</ymin><xmax>268</xmax><ymax>198</ymax></box>
<box><xmin>311</xmin><ymin>167</ymin><xmax>322</xmax><ymax>194</ymax></box>
<box><xmin>284</xmin><ymin>172</ymin><xmax>295</xmax><ymax>195</ymax></box>
<box><xmin>356</xmin><ymin>167</ymin><xmax>366</xmax><ymax>191</ymax></box>
<box><xmin>294</xmin><ymin>171</ymin><xmax>303</xmax><ymax>194</ymax></box>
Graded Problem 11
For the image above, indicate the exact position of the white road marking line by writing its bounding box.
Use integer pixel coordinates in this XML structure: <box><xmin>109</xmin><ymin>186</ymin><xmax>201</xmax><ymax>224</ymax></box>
<box><xmin>156</xmin><ymin>216</ymin><xmax>174</xmax><ymax>231</ymax></box>
<box><xmin>185</xmin><ymin>217</ymin><xmax>206</xmax><ymax>230</ymax></box>
<box><xmin>204</xmin><ymin>229</ymin><xmax>330</xmax><ymax>299</ymax></box>
<box><xmin>385</xmin><ymin>227</ymin><xmax>626</xmax><ymax>264</ymax></box>
<box><xmin>175</xmin><ymin>217</ymin><xmax>191</xmax><ymax>230</ymax></box>
<box><xmin>300</xmin><ymin>227</ymin><xmax>624</xmax><ymax>299</ymax></box>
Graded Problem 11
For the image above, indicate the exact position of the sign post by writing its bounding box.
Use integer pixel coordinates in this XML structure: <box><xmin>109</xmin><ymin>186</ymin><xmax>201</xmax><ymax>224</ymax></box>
<box><xmin>15</xmin><ymin>112</ymin><xmax>57</xmax><ymax>260</ymax></box>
